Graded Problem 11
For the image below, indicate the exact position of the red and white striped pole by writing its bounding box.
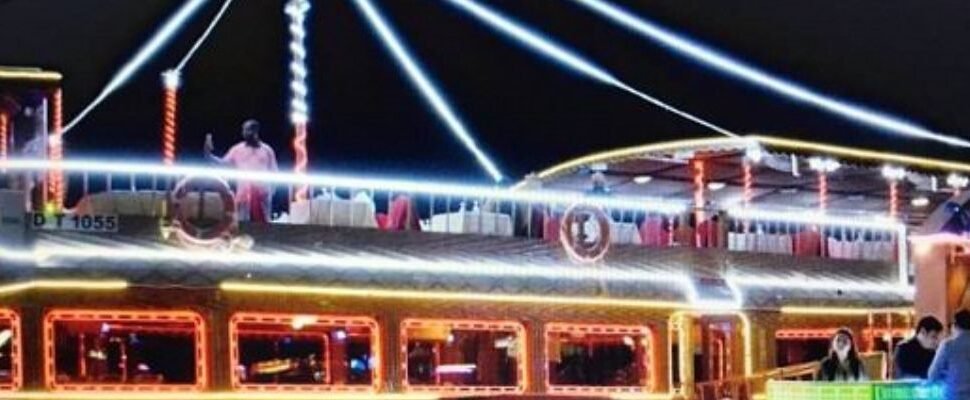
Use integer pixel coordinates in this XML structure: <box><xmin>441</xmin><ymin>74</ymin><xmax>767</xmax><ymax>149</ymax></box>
<box><xmin>161</xmin><ymin>70</ymin><xmax>181</xmax><ymax>166</ymax></box>
<box><xmin>0</xmin><ymin>112</ymin><xmax>8</xmax><ymax>163</ymax></box>
<box><xmin>48</xmin><ymin>88</ymin><xmax>64</xmax><ymax>210</ymax></box>
<box><xmin>286</xmin><ymin>0</ymin><xmax>311</xmax><ymax>202</ymax></box>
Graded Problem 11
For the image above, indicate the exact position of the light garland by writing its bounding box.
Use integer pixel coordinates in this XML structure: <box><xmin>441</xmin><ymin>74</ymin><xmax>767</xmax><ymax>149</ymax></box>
<box><xmin>161</xmin><ymin>70</ymin><xmax>181</xmax><ymax>166</ymax></box>
<box><xmin>0</xmin><ymin>112</ymin><xmax>8</xmax><ymax>163</ymax></box>
<box><xmin>0</xmin><ymin>242</ymin><xmax>912</xmax><ymax>304</ymax></box>
<box><xmin>49</xmin><ymin>89</ymin><xmax>64</xmax><ymax>209</ymax></box>
<box><xmin>444</xmin><ymin>0</ymin><xmax>736</xmax><ymax>138</ymax></box>
<box><xmin>286</xmin><ymin>0</ymin><xmax>311</xmax><ymax>200</ymax></box>
<box><xmin>61</xmin><ymin>0</ymin><xmax>208</xmax><ymax>135</ymax></box>
<box><xmin>0</xmin><ymin>280</ymin><xmax>128</xmax><ymax>295</ymax></box>
<box><xmin>742</xmin><ymin>161</ymin><xmax>753</xmax><ymax>207</ymax></box>
<box><xmin>569</xmin><ymin>0</ymin><xmax>970</xmax><ymax>149</ymax></box>
<box><xmin>0</xmin><ymin>159</ymin><xmax>688</xmax><ymax>213</ymax></box>
<box><xmin>353</xmin><ymin>0</ymin><xmax>505</xmax><ymax>181</ymax></box>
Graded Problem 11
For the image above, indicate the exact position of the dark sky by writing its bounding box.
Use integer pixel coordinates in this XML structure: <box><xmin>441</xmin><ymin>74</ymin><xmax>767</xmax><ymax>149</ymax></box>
<box><xmin>1</xmin><ymin>0</ymin><xmax>969</xmax><ymax>182</ymax></box>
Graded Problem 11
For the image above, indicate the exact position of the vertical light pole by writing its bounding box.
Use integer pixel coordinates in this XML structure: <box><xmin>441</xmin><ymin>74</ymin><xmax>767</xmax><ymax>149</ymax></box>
<box><xmin>286</xmin><ymin>0</ymin><xmax>311</xmax><ymax>202</ymax></box>
<box><xmin>881</xmin><ymin>165</ymin><xmax>906</xmax><ymax>219</ymax></box>
<box><xmin>161</xmin><ymin>70</ymin><xmax>181</xmax><ymax>166</ymax></box>
<box><xmin>49</xmin><ymin>89</ymin><xmax>64</xmax><ymax>210</ymax></box>
<box><xmin>0</xmin><ymin>112</ymin><xmax>8</xmax><ymax>163</ymax></box>
<box><xmin>809</xmin><ymin>157</ymin><xmax>840</xmax><ymax>212</ymax></box>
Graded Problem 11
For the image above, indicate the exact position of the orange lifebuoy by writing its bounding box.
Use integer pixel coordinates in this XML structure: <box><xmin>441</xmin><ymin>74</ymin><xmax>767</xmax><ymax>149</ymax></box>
<box><xmin>170</xmin><ymin>176</ymin><xmax>236</xmax><ymax>242</ymax></box>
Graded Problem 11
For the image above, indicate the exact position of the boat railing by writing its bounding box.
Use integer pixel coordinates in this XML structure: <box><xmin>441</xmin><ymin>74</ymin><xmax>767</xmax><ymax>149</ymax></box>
<box><xmin>0</xmin><ymin>159</ymin><xmax>905</xmax><ymax>265</ymax></box>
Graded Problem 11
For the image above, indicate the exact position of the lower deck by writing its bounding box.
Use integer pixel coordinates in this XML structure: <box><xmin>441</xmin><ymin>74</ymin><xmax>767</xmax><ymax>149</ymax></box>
<box><xmin>0</xmin><ymin>284</ymin><xmax>910</xmax><ymax>399</ymax></box>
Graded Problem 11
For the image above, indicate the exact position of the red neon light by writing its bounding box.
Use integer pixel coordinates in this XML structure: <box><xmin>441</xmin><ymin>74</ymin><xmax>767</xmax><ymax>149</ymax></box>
<box><xmin>228</xmin><ymin>312</ymin><xmax>381</xmax><ymax>393</ymax></box>
<box><xmin>0</xmin><ymin>112</ymin><xmax>8</xmax><ymax>163</ymax></box>
<box><xmin>292</xmin><ymin>123</ymin><xmax>309</xmax><ymax>201</ymax></box>
<box><xmin>400</xmin><ymin>318</ymin><xmax>526</xmax><ymax>395</ymax></box>
<box><xmin>742</xmin><ymin>161</ymin><xmax>752</xmax><ymax>207</ymax></box>
<box><xmin>693</xmin><ymin>160</ymin><xmax>705</xmax><ymax>247</ymax></box>
<box><xmin>0</xmin><ymin>309</ymin><xmax>22</xmax><ymax>391</ymax></box>
<box><xmin>49</xmin><ymin>89</ymin><xmax>64</xmax><ymax>209</ymax></box>
<box><xmin>544</xmin><ymin>323</ymin><xmax>653</xmax><ymax>395</ymax></box>
<box><xmin>162</xmin><ymin>87</ymin><xmax>178</xmax><ymax>166</ymax></box>
<box><xmin>43</xmin><ymin>309</ymin><xmax>207</xmax><ymax>392</ymax></box>
<box><xmin>775</xmin><ymin>328</ymin><xmax>909</xmax><ymax>340</ymax></box>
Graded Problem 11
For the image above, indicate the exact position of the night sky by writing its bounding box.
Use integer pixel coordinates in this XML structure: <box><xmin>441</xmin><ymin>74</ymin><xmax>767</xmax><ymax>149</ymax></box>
<box><xmin>1</xmin><ymin>0</ymin><xmax>969</xmax><ymax>182</ymax></box>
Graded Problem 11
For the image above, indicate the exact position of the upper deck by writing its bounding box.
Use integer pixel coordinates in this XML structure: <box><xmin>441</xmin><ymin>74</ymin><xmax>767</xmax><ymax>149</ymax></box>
<box><xmin>0</xmin><ymin>134</ymin><xmax>947</xmax><ymax>312</ymax></box>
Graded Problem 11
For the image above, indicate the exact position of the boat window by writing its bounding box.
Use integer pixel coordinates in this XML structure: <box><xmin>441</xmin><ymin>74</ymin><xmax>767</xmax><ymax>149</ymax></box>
<box><xmin>402</xmin><ymin>319</ymin><xmax>524</xmax><ymax>393</ymax></box>
<box><xmin>45</xmin><ymin>310</ymin><xmax>204</xmax><ymax>390</ymax></box>
<box><xmin>546</xmin><ymin>323</ymin><xmax>652</xmax><ymax>393</ymax></box>
<box><xmin>0</xmin><ymin>310</ymin><xmax>20</xmax><ymax>390</ymax></box>
<box><xmin>230</xmin><ymin>313</ymin><xmax>378</xmax><ymax>391</ymax></box>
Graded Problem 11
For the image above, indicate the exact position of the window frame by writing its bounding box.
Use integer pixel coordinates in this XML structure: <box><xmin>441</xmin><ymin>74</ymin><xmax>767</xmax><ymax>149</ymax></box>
<box><xmin>43</xmin><ymin>309</ymin><xmax>206</xmax><ymax>392</ymax></box>
<box><xmin>0</xmin><ymin>309</ymin><xmax>21</xmax><ymax>391</ymax></box>
<box><xmin>400</xmin><ymin>318</ymin><xmax>526</xmax><ymax>395</ymax></box>
<box><xmin>544</xmin><ymin>322</ymin><xmax>653</xmax><ymax>395</ymax></box>
<box><xmin>228</xmin><ymin>312</ymin><xmax>381</xmax><ymax>393</ymax></box>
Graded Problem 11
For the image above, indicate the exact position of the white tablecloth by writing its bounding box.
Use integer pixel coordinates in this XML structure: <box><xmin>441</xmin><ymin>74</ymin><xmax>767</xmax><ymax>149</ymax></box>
<box><xmin>288</xmin><ymin>198</ymin><xmax>377</xmax><ymax>228</ymax></box>
<box><xmin>827</xmin><ymin>239</ymin><xmax>894</xmax><ymax>261</ymax></box>
<box><xmin>728</xmin><ymin>233</ymin><xmax>792</xmax><ymax>254</ymax></box>
<box><xmin>429</xmin><ymin>211</ymin><xmax>513</xmax><ymax>236</ymax></box>
<box><xmin>610</xmin><ymin>222</ymin><xmax>642</xmax><ymax>245</ymax></box>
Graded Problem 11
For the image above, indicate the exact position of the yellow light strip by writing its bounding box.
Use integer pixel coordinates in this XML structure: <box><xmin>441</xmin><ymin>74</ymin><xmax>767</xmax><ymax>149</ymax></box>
<box><xmin>526</xmin><ymin>134</ymin><xmax>970</xmax><ymax>184</ymax></box>
<box><xmin>780</xmin><ymin>306</ymin><xmax>913</xmax><ymax>316</ymax></box>
<box><xmin>0</xmin><ymin>280</ymin><xmax>128</xmax><ymax>295</ymax></box>
<box><xmin>0</xmin><ymin>68</ymin><xmax>63</xmax><ymax>82</ymax></box>
<box><xmin>526</xmin><ymin>136</ymin><xmax>747</xmax><ymax>182</ymax></box>
<box><xmin>1</xmin><ymin>392</ymin><xmax>436</xmax><ymax>400</ymax></box>
<box><xmin>751</xmin><ymin>135</ymin><xmax>970</xmax><ymax>173</ymax></box>
<box><xmin>221</xmin><ymin>282</ymin><xmax>689</xmax><ymax>310</ymax></box>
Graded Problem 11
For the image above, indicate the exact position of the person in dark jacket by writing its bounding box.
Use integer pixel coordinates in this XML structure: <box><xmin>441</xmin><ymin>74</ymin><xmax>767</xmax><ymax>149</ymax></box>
<box><xmin>893</xmin><ymin>316</ymin><xmax>943</xmax><ymax>379</ymax></box>
<box><xmin>816</xmin><ymin>328</ymin><xmax>867</xmax><ymax>382</ymax></box>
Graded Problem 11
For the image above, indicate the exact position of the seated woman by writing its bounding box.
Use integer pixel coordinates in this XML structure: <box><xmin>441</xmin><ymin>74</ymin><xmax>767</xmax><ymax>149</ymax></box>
<box><xmin>815</xmin><ymin>328</ymin><xmax>867</xmax><ymax>382</ymax></box>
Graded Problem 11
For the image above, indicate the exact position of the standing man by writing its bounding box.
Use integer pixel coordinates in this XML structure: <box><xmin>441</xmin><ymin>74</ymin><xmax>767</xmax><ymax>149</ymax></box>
<box><xmin>204</xmin><ymin>119</ymin><xmax>278</xmax><ymax>223</ymax></box>
<box><xmin>929</xmin><ymin>309</ymin><xmax>970</xmax><ymax>400</ymax></box>
<box><xmin>893</xmin><ymin>316</ymin><xmax>943</xmax><ymax>379</ymax></box>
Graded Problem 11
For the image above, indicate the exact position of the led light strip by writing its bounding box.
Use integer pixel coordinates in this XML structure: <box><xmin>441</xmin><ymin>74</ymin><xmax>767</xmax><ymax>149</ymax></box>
<box><xmin>62</xmin><ymin>0</ymin><xmax>209</xmax><ymax>135</ymax></box>
<box><xmin>0</xmin><ymin>393</ymin><xmax>438</xmax><ymax>400</ymax></box>
<box><xmin>444</xmin><ymin>0</ymin><xmax>737</xmax><ymax>138</ymax></box>
<box><xmin>0</xmin><ymin>112</ymin><xmax>8</xmax><ymax>163</ymax></box>
<box><xmin>161</xmin><ymin>71</ymin><xmax>180</xmax><ymax>166</ymax></box>
<box><xmin>12</xmin><ymin>243</ymin><xmax>690</xmax><ymax>286</ymax></box>
<box><xmin>729</xmin><ymin>274</ymin><xmax>914</xmax><ymax>296</ymax></box>
<box><xmin>780</xmin><ymin>306</ymin><xmax>913</xmax><ymax>316</ymax></box>
<box><xmin>50</xmin><ymin>89</ymin><xmax>64</xmax><ymax>209</ymax></box>
<box><xmin>355</xmin><ymin>0</ymin><xmax>504</xmax><ymax>182</ymax></box>
<box><xmin>222</xmin><ymin>281</ymin><xmax>690</xmax><ymax>310</ymax></box>
<box><xmin>0</xmin><ymin>69</ymin><xmax>62</xmax><ymax>82</ymax></box>
<box><xmin>0</xmin><ymin>158</ymin><xmax>686</xmax><ymax>213</ymax></box>
<box><xmin>0</xmin><ymin>280</ymin><xmax>128</xmax><ymax>295</ymax></box>
<box><xmin>726</xmin><ymin>206</ymin><xmax>904</xmax><ymax>231</ymax></box>
<box><xmin>4</xmin><ymin>241</ymin><xmax>911</xmax><ymax>303</ymax></box>
<box><xmin>287</xmin><ymin>0</ymin><xmax>311</xmax><ymax>199</ymax></box>
<box><xmin>570</xmin><ymin>0</ymin><xmax>970</xmax><ymax>148</ymax></box>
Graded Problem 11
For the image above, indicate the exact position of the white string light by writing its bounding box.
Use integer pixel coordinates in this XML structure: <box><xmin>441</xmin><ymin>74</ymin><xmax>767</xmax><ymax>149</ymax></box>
<box><xmin>444</xmin><ymin>0</ymin><xmax>737</xmax><ymax>138</ymax></box>
<box><xmin>570</xmin><ymin>0</ymin><xmax>970</xmax><ymax>148</ymax></box>
<box><xmin>0</xmin><ymin>158</ymin><xmax>687</xmax><ymax>213</ymax></box>
<box><xmin>63</xmin><ymin>0</ymin><xmax>210</xmax><ymax>135</ymax></box>
<box><xmin>286</xmin><ymin>0</ymin><xmax>311</xmax><ymax>125</ymax></box>
<box><xmin>354</xmin><ymin>0</ymin><xmax>504</xmax><ymax>182</ymax></box>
